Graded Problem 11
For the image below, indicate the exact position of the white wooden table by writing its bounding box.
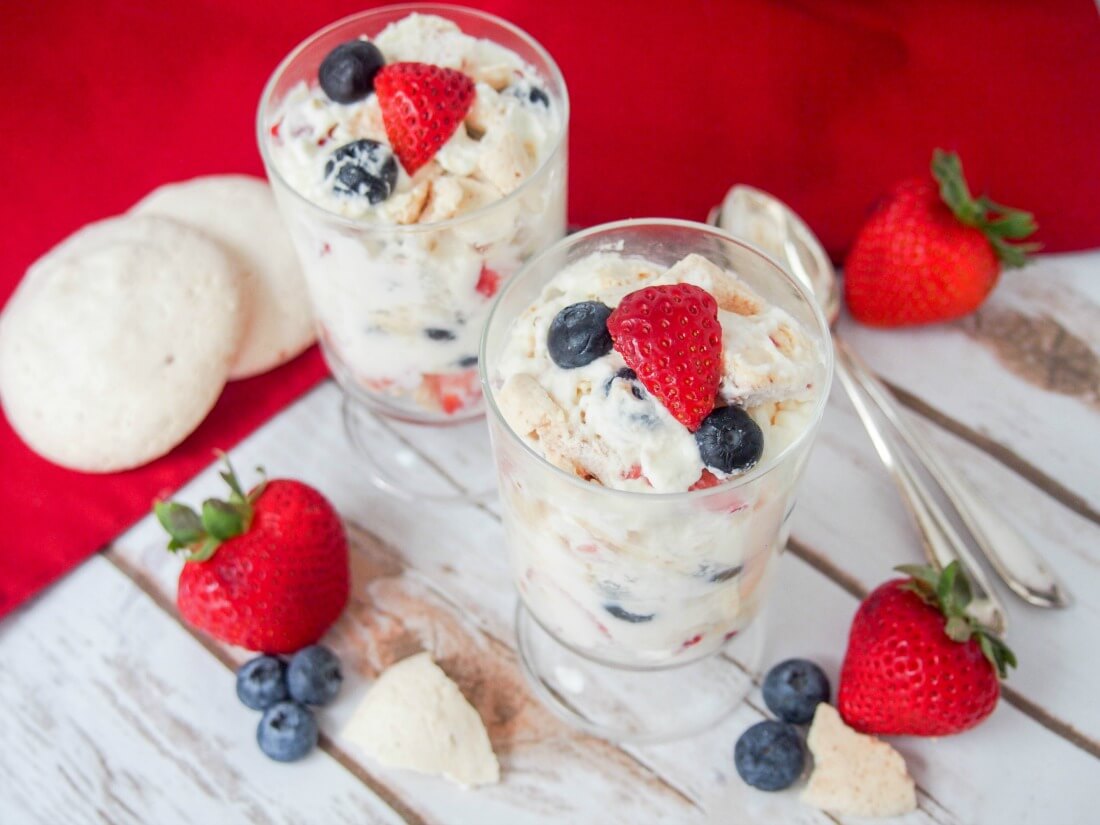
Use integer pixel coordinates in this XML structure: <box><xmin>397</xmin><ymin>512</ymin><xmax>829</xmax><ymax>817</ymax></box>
<box><xmin>2</xmin><ymin>252</ymin><xmax>1098</xmax><ymax>824</ymax></box>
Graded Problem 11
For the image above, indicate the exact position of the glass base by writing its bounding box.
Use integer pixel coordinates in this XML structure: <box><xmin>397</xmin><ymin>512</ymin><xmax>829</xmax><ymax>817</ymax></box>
<box><xmin>515</xmin><ymin>601</ymin><xmax>764</xmax><ymax>743</ymax></box>
<box><xmin>342</xmin><ymin>394</ymin><xmax>496</xmax><ymax>504</ymax></box>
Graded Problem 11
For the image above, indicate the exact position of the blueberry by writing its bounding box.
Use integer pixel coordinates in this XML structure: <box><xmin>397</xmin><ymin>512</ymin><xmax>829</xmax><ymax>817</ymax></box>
<box><xmin>506</xmin><ymin>79</ymin><xmax>551</xmax><ymax>108</ymax></box>
<box><xmin>319</xmin><ymin>40</ymin><xmax>385</xmax><ymax>104</ymax></box>
<box><xmin>236</xmin><ymin>655</ymin><xmax>289</xmax><ymax>711</ymax></box>
<box><xmin>762</xmin><ymin>659</ymin><xmax>831</xmax><ymax>724</ymax></box>
<box><xmin>458</xmin><ymin>355</ymin><xmax>479</xmax><ymax>368</ymax></box>
<box><xmin>695</xmin><ymin>406</ymin><xmax>764</xmax><ymax>474</ymax></box>
<box><xmin>734</xmin><ymin>720</ymin><xmax>805</xmax><ymax>791</ymax></box>
<box><xmin>547</xmin><ymin>302</ymin><xmax>613</xmax><ymax>369</ymax></box>
<box><xmin>287</xmin><ymin>645</ymin><xmax>343</xmax><ymax>706</ymax></box>
<box><xmin>325</xmin><ymin>139</ymin><xmax>397</xmax><ymax>204</ymax></box>
<box><xmin>603</xmin><ymin>604</ymin><xmax>655</xmax><ymax>623</ymax></box>
<box><xmin>257</xmin><ymin>701</ymin><xmax>318</xmax><ymax>762</ymax></box>
<box><xmin>425</xmin><ymin>328</ymin><xmax>456</xmax><ymax>341</ymax></box>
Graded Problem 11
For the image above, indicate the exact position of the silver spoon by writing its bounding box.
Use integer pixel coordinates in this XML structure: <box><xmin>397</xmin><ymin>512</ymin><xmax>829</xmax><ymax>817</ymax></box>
<box><xmin>714</xmin><ymin>186</ymin><xmax>1070</xmax><ymax>619</ymax></box>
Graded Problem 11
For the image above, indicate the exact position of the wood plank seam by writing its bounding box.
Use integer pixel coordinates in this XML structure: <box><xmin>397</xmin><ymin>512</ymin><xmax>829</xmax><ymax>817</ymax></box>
<box><xmin>884</xmin><ymin>380</ymin><xmax>1100</xmax><ymax>527</ymax></box>
<box><xmin>102</xmin><ymin>550</ymin><xmax>427</xmax><ymax>825</ymax></box>
<box><xmin>785</xmin><ymin>538</ymin><xmax>1100</xmax><ymax>762</ymax></box>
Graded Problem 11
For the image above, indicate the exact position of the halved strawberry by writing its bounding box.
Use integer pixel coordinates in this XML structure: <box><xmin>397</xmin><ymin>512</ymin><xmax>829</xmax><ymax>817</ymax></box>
<box><xmin>607</xmin><ymin>284</ymin><xmax>722</xmax><ymax>430</ymax></box>
<box><xmin>374</xmin><ymin>62</ymin><xmax>475</xmax><ymax>174</ymax></box>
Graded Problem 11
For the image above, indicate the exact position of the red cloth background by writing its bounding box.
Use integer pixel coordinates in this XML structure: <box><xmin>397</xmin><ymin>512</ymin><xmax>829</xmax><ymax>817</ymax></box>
<box><xmin>2</xmin><ymin>0</ymin><xmax>1098</xmax><ymax>619</ymax></box>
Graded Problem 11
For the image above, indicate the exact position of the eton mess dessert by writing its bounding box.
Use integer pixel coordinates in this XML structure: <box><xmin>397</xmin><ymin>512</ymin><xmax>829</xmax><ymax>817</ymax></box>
<box><xmin>260</xmin><ymin>10</ymin><xmax>567</xmax><ymax>420</ymax></box>
<box><xmin>486</xmin><ymin>237</ymin><xmax>829</xmax><ymax>667</ymax></box>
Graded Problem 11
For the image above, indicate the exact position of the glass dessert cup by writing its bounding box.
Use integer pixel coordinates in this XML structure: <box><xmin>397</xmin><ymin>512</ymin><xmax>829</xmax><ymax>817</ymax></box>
<box><xmin>257</xmin><ymin>4</ymin><xmax>569</xmax><ymax>501</ymax></box>
<box><xmin>481</xmin><ymin>220</ymin><xmax>834</xmax><ymax>742</ymax></box>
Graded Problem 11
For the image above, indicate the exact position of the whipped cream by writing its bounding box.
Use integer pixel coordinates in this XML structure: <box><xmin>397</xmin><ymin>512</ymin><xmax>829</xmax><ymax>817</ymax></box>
<box><xmin>495</xmin><ymin>252</ymin><xmax>821</xmax><ymax>493</ymax></box>
<box><xmin>267</xmin><ymin>13</ymin><xmax>561</xmax><ymax>225</ymax></box>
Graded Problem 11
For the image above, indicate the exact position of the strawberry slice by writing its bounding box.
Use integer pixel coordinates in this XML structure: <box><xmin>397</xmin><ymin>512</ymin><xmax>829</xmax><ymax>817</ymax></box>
<box><xmin>607</xmin><ymin>284</ymin><xmax>722</xmax><ymax>430</ymax></box>
<box><xmin>475</xmin><ymin>264</ymin><xmax>502</xmax><ymax>298</ymax></box>
<box><xmin>374</xmin><ymin>62</ymin><xmax>475</xmax><ymax>174</ymax></box>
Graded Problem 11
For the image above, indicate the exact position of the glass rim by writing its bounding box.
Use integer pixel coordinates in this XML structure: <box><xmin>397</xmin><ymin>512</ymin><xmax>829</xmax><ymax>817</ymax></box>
<box><xmin>255</xmin><ymin>2</ymin><xmax>570</xmax><ymax>234</ymax></box>
<box><xmin>479</xmin><ymin>218</ymin><xmax>836</xmax><ymax>502</ymax></box>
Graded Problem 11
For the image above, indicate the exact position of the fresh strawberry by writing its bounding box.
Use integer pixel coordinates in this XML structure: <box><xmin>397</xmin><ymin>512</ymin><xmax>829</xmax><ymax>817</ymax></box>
<box><xmin>374</xmin><ymin>62</ymin><xmax>475</xmax><ymax>174</ymax></box>
<box><xmin>844</xmin><ymin>149</ymin><xmax>1039</xmax><ymax>326</ymax></box>
<box><xmin>838</xmin><ymin>562</ymin><xmax>1016</xmax><ymax>737</ymax></box>
<box><xmin>607</xmin><ymin>283</ymin><xmax>722</xmax><ymax>430</ymax></box>
<box><xmin>154</xmin><ymin>456</ymin><xmax>349</xmax><ymax>653</ymax></box>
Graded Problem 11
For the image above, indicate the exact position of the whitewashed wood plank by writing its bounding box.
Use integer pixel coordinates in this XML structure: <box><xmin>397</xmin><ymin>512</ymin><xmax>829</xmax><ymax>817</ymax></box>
<box><xmin>0</xmin><ymin>558</ymin><xmax>407</xmax><ymax>825</ymax></box>
<box><xmin>113</xmin><ymin>382</ymin><xmax>1095</xmax><ymax>823</ymax></box>
<box><xmin>840</xmin><ymin>251</ymin><xmax>1100</xmax><ymax>513</ymax></box>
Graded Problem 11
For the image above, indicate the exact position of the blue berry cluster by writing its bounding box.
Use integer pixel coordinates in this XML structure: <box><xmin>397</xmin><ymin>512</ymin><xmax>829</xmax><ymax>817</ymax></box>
<box><xmin>236</xmin><ymin>644</ymin><xmax>344</xmax><ymax>762</ymax></box>
<box><xmin>733</xmin><ymin>658</ymin><xmax>831</xmax><ymax>792</ymax></box>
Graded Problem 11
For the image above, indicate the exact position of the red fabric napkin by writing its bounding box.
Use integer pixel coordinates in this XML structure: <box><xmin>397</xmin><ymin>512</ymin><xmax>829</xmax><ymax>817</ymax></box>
<box><xmin>3</xmin><ymin>0</ymin><xmax>1098</xmax><ymax>620</ymax></box>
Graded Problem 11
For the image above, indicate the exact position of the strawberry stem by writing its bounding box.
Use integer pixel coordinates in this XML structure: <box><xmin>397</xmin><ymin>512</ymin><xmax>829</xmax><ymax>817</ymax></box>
<box><xmin>153</xmin><ymin>452</ymin><xmax>261</xmax><ymax>563</ymax></box>
<box><xmin>896</xmin><ymin>561</ymin><xmax>1017</xmax><ymax>678</ymax></box>
<box><xmin>930</xmin><ymin>149</ymin><xmax>1040</xmax><ymax>269</ymax></box>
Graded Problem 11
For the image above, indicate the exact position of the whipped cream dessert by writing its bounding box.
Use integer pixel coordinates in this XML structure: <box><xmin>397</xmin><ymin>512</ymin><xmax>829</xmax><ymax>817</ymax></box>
<box><xmin>489</xmin><ymin>250</ymin><xmax>826</xmax><ymax>666</ymax></box>
<box><xmin>262</xmin><ymin>12</ymin><xmax>566</xmax><ymax>418</ymax></box>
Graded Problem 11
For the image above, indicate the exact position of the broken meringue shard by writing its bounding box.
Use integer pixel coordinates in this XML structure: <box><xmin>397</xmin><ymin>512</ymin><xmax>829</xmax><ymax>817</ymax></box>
<box><xmin>343</xmin><ymin>652</ymin><xmax>500</xmax><ymax>788</ymax></box>
<box><xmin>803</xmin><ymin>703</ymin><xmax>917</xmax><ymax>818</ymax></box>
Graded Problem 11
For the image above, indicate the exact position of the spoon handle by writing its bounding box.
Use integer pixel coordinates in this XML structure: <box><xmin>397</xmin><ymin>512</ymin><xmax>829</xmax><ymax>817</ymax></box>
<box><xmin>835</xmin><ymin>339</ymin><xmax>1009</xmax><ymax>634</ymax></box>
<box><xmin>840</xmin><ymin>341</ymin><xmax>1071</xmax><ymax>609</ymax></box>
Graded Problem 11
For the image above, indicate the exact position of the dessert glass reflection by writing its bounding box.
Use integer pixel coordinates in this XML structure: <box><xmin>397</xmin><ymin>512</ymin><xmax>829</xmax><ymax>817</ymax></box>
<box><xmin>481</xmin><ymin>220</ymin><xmax>833</xmax><ymax>740</ymax></box>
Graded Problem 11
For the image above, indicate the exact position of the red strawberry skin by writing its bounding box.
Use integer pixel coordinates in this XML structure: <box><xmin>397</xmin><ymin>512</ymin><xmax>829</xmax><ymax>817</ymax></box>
<box><xmin>607</xmin><ymin>284</ymin><xmax>722</xmax><ymax>430</ymax></box>
<box><xmin>844</xmin><ymin>179</ymin><xmax>999</xmax><ymax>327</ymax></box>
<box><xmin>838</xmin><ymin>579</ymin><xmax>1000</xmax><ymax>736</ymax></box>
<box><xmin>375</xmin><ymin>62</ymin><xmax>475</xmax><ymax>175</ymax></box>
<box><xmin>177</xmin><ymin>480</ymin><xmax>349</xmax><ymax>654</ymax></box>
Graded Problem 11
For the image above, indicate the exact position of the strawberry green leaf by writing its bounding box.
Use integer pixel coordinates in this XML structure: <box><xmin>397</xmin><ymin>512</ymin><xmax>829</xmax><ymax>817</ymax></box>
<box><xmin>950</xmin><ymin>562</ymin><xmax>972</xmax><ymax>612</ymax></box>
<box><xmin>219</xmin><ymin>470</ymin><xmax>245</xmax><ymax>501</ymax></box>
<box><xmin>154</xmin><ymin>501</ymin><xmax>204</xmax><ymax>548</ymax></box>
<box><xmin>935</xmin><ymin>561</ymin><xmax>960</xmax><ymax>610</ymax></box>
<box><xmin>944</xmin><ymin>615</ymin><xmax>972</xmax><ymax>643</ymax></box>
<box><xmin>187</xmin><ymin>536</ymin><xmax>220</xmax><ymax>563</ymax></box>
<box><xmin>989</xmin><ymin>236</ymin><xmax>1042</xmax><ymax>269</ymax></box>
<box><xmin>929</xmin><ymin>148</ymin><xmax>1038</xmax><ymax>268</ymax></box>
<box><xmin>895</xmin><ymin>563</ymin><xmax>939</xmax><ymax>589</ymax></box>
<box><xmin>900</xmin><ymin>580</ymin><xmax>937</xmax><ymax>607</ymax></box>
<box><xmin>201</xmin><ymin>499</ymin><xmax>246</xmax><ymax>541</ymax></box>
<box><xmin>983</xmin><ymin>208</ymin><xmax>1038</xmax><ymax>240</ymax></box>
<box><xmin>978</xmin><ymin>632</ymin><xmax>1017</xmax><ymax>679</ymax></box>
<box><xmin>897</xmin><ymin>557</ymin><xmax>1017</xmax><ymax>678</ymax></box>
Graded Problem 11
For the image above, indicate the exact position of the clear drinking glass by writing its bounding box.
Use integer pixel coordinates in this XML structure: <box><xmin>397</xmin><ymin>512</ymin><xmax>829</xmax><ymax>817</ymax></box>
<box><xmin>257</xmin><ymin>4</ymin><xmax>568</xmax><ymax>499</ymax></box>
<box><xmin>481</xmin><ymin>220</ymin><xmax>834</xmax><ymax>741</ymax></box>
